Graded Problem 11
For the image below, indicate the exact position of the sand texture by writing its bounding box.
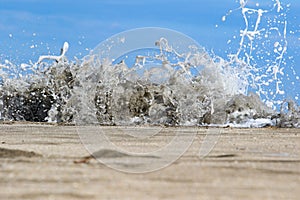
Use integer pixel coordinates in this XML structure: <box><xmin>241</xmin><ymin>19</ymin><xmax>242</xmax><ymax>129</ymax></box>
<box><xmin>0</xmin><ymin>124</ymin><xmax>299</xmax><ymax>200</ymax></box>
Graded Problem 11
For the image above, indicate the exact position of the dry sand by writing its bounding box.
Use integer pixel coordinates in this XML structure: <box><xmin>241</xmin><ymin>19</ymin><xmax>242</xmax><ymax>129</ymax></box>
<box><xmin>0</xmin><ymin>123</ymin><xmax>299</xmax><ymax>200</ymax></box>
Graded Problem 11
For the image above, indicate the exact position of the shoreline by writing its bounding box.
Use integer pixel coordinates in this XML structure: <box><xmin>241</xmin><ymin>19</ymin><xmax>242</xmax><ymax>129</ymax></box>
<box><xmin>0</xmin><ymin>124</ymin><xmax>299</xmax><ymax>199</ymax></box>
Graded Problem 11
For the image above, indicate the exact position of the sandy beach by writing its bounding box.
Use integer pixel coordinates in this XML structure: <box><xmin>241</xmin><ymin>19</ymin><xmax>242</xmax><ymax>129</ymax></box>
<box><xmin>0</xmin><ymin>123</ymin><xmax>299</xmax><ymax>200</ymax></box>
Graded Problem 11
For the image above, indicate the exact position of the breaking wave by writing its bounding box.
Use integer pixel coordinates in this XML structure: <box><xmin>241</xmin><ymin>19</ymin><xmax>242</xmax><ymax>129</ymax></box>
<box><xmin>0</xmin><ymin>38</ymin><xmax>298</xmax><ymax>128</ymax></box>
<box><xmin>0</xmin><ymin>1</ymin><xmax>299</xmax><ymax>128</ymax></box>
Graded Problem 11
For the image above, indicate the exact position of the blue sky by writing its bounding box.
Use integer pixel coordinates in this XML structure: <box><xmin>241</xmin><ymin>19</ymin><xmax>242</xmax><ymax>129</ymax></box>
<box><xmin>0</xmin><ymin>0</ymin><xmax>299</xmax><ymax>103</ymax></box>
<box><xmin>0</xmin><ymin>0</ymin><xmax>239</xmax><ymax>61</ymax></box>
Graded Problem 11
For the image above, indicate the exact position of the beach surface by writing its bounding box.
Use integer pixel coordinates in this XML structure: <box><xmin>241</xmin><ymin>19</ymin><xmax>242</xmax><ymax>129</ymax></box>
<box><xmin>0</xmin><ymin>123</ymin><xmax>299</xmax><ymax>200</ymax></box>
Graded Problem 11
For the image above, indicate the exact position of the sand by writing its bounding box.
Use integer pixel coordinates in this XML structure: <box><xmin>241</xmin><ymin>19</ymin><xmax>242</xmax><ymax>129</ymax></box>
<box><xmin>0</xmin><ymin>123</ymin><xmax>299</xmax><ymax>200</ymax></box>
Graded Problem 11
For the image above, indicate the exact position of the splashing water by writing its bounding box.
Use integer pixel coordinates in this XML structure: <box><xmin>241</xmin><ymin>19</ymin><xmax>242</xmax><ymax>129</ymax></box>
<box><xmin>0</xmin><ymin>1</ymin><xmax>299</xmax><ymax>128</ymax></box>
<box><xmin>223</xmin><ymin>0</ymin><xmax>299</xmax><ymax>107</ymax></box>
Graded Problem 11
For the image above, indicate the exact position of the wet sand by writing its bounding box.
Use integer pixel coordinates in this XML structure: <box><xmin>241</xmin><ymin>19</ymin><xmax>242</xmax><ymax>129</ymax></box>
<box><xmin>0</xmin><ymin>123</ymin><xmax>299</xmax><ymax>200</ymax></box>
